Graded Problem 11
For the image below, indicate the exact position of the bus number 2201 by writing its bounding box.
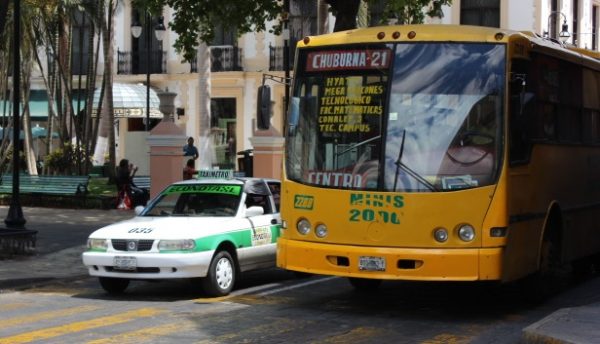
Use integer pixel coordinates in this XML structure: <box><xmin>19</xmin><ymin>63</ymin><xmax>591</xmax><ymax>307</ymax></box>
<box><xmin>349</xmin><ymin>209</ymin><xmax>400</xmax><ymax>224</ymax></box>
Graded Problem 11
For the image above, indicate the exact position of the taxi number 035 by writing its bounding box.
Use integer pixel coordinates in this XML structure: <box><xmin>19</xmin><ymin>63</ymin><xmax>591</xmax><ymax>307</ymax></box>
<box><xmin>128</xmin><ymin>227</ymin><xmax>153</xmax><ymax>233</ymax></box>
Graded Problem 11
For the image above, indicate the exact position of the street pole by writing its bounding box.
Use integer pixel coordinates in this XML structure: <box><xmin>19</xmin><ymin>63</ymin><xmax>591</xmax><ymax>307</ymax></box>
<box><xmin>283</xmin><ymin>0</ymin><xmax>290</xmax><ymax>120</ymax></box>
<box><xmin>145</xmin><ymin>12</ymin><xmax>150</xmax><ymax>131</ymax></box>
<box><xmin>5</xmin><ymin>0</ymin><xmax>26</xmax><ymax>228</ymax></box>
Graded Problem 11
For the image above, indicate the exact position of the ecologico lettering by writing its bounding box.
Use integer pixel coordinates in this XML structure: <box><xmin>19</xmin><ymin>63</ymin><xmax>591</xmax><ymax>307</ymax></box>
<box><xmin>165</xmin><ymin>184</ymin><xmax>242</xmax><ymax>196</ymax></box>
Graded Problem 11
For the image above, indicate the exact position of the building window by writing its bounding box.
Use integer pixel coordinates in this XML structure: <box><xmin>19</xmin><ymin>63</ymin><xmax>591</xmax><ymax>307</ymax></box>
<box><xmin>572</xmin><ymin>0</ymin><xmax>579</xmax><ymax>45</ymax></box>
<box><xmin>72</xmin><ymin>10</ymin><xmax>92</xmax><ymax>75</ymax></box>
<box><xmin>210</xmin><ymin>98</ymin><xmax>237</xmax><ymax>169</ymax></box>
<box><xmin>131</xmin><ymin>9</ymin><xmax>163</xmax><ymax>74</ymax></box>
<box><xmin>211</xmin><ymin>23</ymin><xmax>236</xmax><ymax>46</ymax></box>
<box><xmin>289</xmin><ymin>0</ymin><xmax>317</xmax><ymax>61</ymax></box>
<box><xmin>593</xmin><ymin>5</ymin><xmax>598</xmax><ymax>50</ymax></box>
<box><xmin>460</xmin><ymin>0</ymin><xmax>500</xmax><ymax>28</ymax></box>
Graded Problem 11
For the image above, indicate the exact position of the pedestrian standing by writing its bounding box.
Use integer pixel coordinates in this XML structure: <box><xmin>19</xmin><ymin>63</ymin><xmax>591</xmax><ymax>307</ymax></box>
<box><xmin>183</xmin><ymin>137</ymin><xmax>199</xmax><ymax>160</ymax></box>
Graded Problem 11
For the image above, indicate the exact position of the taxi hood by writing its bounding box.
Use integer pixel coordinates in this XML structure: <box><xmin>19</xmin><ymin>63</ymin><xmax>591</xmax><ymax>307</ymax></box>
<box><xmin>88</xmin><ymin>216</ymin><xmax>248</xmax><ymax>240</ymax></box>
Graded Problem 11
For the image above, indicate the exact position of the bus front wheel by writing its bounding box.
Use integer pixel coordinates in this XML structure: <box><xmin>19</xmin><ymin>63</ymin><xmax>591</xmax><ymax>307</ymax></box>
<box><xmin>348</xmin><ymin>277</ymin><xmax>381</xmax><ymax>292</ymax></box>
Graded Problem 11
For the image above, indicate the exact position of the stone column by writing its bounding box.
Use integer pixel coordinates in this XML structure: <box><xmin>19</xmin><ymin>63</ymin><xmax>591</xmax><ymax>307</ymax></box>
<box><xmin>146</xmin><ymin>91</ymin><xmax>186</xmax><ymax>198</ymax></box>
<box><xmin>248</xmin><ymin>127</ymin><xmax>285</xmax><ymax>180</ymax></box>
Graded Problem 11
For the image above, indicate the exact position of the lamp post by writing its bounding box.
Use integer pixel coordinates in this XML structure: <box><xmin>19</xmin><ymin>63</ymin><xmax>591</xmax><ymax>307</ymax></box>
<box><xmin>5</xmin><ymin>0</ymin><xmax>25</xmax><ymax>228</ymax></box>
<box><xmin>131</xmin><ymin>14</ymin><xmax>165</xmax><ymax>131</ymax></box>
<box><xmin>545</xmin><ymin>11</ymin><xmax>571</xmax><ymax>42</ymax></box>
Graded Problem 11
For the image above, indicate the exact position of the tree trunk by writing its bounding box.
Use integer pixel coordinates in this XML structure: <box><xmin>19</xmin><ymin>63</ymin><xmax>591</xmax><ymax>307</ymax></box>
<box><xmin>94</xmin><ymin>0</ymin><xmax>116</xmax><ymax>180</ymax></box>
<box><xmin>197</xmin><ymin>42</ymin><xmax>215</xmax><ymax>170</ymax></box>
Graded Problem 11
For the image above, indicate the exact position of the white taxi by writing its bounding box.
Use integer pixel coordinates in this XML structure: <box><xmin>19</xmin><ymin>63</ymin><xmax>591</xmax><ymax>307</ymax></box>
<box><xmin>82</xmin><ymin>175</ymin><xmax>281</xmax><ymax>296</ymax></box>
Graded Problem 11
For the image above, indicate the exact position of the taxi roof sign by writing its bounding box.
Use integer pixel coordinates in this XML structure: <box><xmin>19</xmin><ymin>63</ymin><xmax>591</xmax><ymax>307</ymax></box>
<box><xmin>197</xmin><ymin>169</ymin><xmax>234</xmax><ymax>179</ymax></box>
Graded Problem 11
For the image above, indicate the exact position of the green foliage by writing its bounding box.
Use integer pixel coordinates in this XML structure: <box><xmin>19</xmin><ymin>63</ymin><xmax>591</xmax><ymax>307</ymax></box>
<box><xmin>135</xmin><ymin>0</ymin><xmax>282</xmax><ymax>62</ymax></box>
<box><xmin>362</xmin><ymin>0</ymin><xmax>452</xmax><ymax>25</ymax></box>
<box><xmin>44</xmin><ymin>143</ymin><xmax>89</xmax><ymax>175</ymax></box>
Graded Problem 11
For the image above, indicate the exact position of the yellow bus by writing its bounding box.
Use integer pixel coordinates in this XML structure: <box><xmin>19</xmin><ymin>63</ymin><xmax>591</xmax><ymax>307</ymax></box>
<box><xmin>275</xmin><ymin>24</ymin><xmax>600</xmax><ymax>291</ymax></box>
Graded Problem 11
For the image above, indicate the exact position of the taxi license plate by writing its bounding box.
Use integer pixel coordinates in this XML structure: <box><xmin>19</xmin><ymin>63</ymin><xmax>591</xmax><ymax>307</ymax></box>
<box><xmin>358</xmin><ymin>256</ymin><xmax>386</xmax><ymax>271</ymax></box>
<box><xmin>114</xmin><ymin>256</ymin><xmax>137</xmax><ymax>271</ymax></box>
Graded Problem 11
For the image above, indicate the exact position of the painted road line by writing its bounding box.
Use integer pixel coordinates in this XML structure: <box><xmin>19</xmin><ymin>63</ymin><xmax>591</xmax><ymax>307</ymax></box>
<box><xmin>0</xmin><ymin>305</ymin><xmax>102</xmax><ymax>330</ymax></box>
<box><xmin>193</xmin><ymin>282</ymin><xmax>284</xmax><ymax>303</ymax></box>
<box><xmin>194</xmin><ymin>276</ymin><xmax>337</xmax><ymax>303</ymax></box>
<box><xmin>257</xmin><ymin>276</ymin><xmax>337</xmax><ymax>296</ymax></box>
<box><xmin>314</xmin><ymin>327</ymin><xmax>384</xmax><ymax>344</ymax></box>
<box><xmin>85</xmin><ymin>320</ymin><xmax>196</xmax><ymax>344</ymax></box>
<box><xmin>0</xmin><ymin>307</ymin><xmax>165</xmax><ymax>344</ymax></box>
<box><xmin>0</xmin><ymin>303</ymin><xmax>31</xmax><ymax>312</ymax></box>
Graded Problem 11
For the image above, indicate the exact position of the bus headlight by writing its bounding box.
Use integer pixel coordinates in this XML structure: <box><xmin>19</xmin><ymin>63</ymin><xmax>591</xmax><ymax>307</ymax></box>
<box><xmin>297</xmin><ymin>218</ymin><xmax>311</xmax><ymax>235</ymax></box>
<box><xmin>87</xmin><ymin>238</ymin><xmax>108</xmax><ymax>251</ymax></box>
<box><xmin>315</xmin><ymin>224</ymin><xmax>328</xmax><ymax>238</ymax></box>
<box><xmin>458</xmin><ymin>224</ymin><xmax>475</xmax><ymax>242</ymax></box>
<box><xmin>158</xmin><ymin>239</ymin><xmax>196</xmax><ymax>252</ymax></box>
<box><xmin>433</xmin><ymin>228</ymin><xmax>448</xmax><ymax>243</ymax></box>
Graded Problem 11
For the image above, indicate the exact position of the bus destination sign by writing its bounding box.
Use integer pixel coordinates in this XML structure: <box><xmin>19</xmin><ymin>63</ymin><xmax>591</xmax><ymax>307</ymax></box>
<box><xmin>306</xmin><ymin>49</ymin><xmax>391</xmax><ymax>72</ymax></box>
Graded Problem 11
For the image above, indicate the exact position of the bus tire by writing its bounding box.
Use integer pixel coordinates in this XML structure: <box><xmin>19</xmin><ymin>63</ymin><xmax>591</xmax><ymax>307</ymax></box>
<box><xmin>202</xmin><ymin>250</ymin><xmax>236</xmax><ymax>297</ymax></box>
<box><xmin>293</xmin><ymin>271</ymin><xmax>312</xmax><ymax>279</ymax></box>
<box><xmin>572</xmin><ymin>257</ymin><xmax>594</xmax><ymax>281</ymax></box>
<box><xmin>99</xmin><ymin>277</ymin><xmax>129</xmax><ymax>294</ymax></box>
<box><xmin>521</xmin><ymin>212</ymin><xmax>563</xmax><ymax>302</ymax></box>
<box><xmin>348</xmin><ymin>277</ymin><xmax>381</xmax><ymax>292</ymax></box>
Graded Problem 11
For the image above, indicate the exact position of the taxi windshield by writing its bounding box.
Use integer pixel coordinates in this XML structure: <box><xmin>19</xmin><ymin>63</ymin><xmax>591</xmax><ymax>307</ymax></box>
<box><xmin>142</xmin><ymin>184</ymin><xmax>242</xmax><ymax>217</ymax></box>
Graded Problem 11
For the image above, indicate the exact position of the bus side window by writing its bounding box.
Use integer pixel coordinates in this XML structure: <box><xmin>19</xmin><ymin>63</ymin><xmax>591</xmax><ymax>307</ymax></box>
<box><xmin>509</xmin><ymin>60</ymin><xmax>534</xmax><ymax>165</ymax></box>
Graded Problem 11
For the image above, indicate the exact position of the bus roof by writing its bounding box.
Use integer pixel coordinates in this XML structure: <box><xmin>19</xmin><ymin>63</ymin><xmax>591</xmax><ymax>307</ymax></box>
<box><xmin>297</xmin><ymin>24</ymin><xmax>600</xmax><ymax>69</ymax></box>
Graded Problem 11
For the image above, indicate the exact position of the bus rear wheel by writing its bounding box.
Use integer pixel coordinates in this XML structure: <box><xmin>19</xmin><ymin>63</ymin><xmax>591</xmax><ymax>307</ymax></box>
<box><xmin>348</xmin><ymin>277</ymin><xmax>381</xmax><ymax>292</ymax></box>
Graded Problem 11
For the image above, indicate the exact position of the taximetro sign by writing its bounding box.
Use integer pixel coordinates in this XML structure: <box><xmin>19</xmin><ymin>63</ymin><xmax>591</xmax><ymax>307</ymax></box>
<box><xmin>306</xmin><ymin>49</ymin><xmax>392</xmax><ymax>72</ymax></box>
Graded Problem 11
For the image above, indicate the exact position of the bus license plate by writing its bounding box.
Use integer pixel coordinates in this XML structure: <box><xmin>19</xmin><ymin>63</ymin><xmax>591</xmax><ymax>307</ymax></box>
<box><xmin>358</xmin><ymin>256</ymin><xmax>386</xmax><ymax>271</ymax></box>
<box><xmin>114</xmin><ymin>256</ymin><xmax>137</xmax><ymax>270</ymax></box>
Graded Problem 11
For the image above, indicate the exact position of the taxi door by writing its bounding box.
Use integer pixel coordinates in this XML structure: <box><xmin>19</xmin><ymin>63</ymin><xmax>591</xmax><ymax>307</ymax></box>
<box><xmin>238</xmin><ymin>190</ymin><xmax>281</xmax><ymax>271</ymax></box>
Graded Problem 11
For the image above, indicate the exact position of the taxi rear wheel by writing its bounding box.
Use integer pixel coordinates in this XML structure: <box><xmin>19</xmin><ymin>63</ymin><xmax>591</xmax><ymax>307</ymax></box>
<box><xmin>202</xmin><ymin>250</ymin><xmax>236</xmax><ymax>297</ymax></box>
<box><xmin>99</xmin><ymin>277</ymin><xmax>129</xmax><ymax>294</ymax></box>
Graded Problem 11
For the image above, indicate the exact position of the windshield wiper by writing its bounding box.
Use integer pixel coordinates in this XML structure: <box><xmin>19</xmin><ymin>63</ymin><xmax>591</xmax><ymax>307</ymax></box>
<box><xmin>393</xmin><ymin>129</ymin><xmax>438</xmax><ymax>192</ymax></box>
<box><xmin>337</xmin><ymin>135</ymin><xmax>381</xmax><ymax>156</ymax></box>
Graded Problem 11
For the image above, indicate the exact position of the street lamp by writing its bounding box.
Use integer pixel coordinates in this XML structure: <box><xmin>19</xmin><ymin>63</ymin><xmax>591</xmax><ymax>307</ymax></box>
<box><xmin>544</xmin><ymin>11</ymin><xmax>571</xmax><ymax>42</ymax></box>
<box><xmin>131</xmin><ymin>14</ymin><xmax>166</xmax><ymax>131</ymax></box>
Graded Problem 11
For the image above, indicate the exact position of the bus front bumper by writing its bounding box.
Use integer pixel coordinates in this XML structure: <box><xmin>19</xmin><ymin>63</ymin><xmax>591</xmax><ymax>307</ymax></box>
<box><xmin>277</xmin><ymin>238</ymin><xmax>503</xmax><ymax>281</ymax></box>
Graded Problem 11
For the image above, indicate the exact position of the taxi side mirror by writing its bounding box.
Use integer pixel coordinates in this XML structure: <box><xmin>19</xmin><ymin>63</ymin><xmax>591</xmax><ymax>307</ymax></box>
<box><xmin>245</xmin><ymin>206</ymin><xmax>264</xmax><ymax>217</ymax></box>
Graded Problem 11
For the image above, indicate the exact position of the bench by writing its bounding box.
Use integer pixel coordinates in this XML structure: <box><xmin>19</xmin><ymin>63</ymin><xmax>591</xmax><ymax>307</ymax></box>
<box><xmin>0</xmin><ymin>174</ymin><xmax>90</xmax><ymax>195</ymax></box>
<box><xmin>132</xmin><ymin>176</ymin><xmax>150</xmax><ymax>191</ymax></box>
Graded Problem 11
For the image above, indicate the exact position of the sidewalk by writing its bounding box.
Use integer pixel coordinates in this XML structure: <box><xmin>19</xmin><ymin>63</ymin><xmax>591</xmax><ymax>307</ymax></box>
<box><xmin>0</xmin><ymin>206</ymin><xmax>599</xmax><ymax>343</ymax></box>
<box><xmin>0</xmin><ymin>206</ymin><xmax>134</xmax><ymax>289</ymax></box>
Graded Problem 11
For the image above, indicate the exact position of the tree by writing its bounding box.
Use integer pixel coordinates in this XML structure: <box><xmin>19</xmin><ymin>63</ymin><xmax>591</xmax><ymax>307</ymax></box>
<box><xmin>326</xmin><ymin>0</ymin><xmax>452</xmax><ymax>31</ymax></box>
<box><xmin>137</xmin><ymin>0</ymin><xmax>281</xmax><ymax>63</ymax></box>
<box><xmin>0</xmin><ymin>0</ymin><xmax>8</xmax><ymax>37</ymax></box>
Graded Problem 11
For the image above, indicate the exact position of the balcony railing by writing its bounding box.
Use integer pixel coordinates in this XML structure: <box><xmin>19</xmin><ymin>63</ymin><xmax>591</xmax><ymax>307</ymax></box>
<box><xmin>190</xmin><ymin>45</ymin><xmax>243</xmax><ymax>73</ymax></box>
<box><xmin>268</xmin><ymin>44</ymin><xmax>294</xmax><ymax>71</ymax></box>
<box><xmin>117</xmin><ymin>50</ymin><xmax>167</xmax><ymax>75</ymax></box>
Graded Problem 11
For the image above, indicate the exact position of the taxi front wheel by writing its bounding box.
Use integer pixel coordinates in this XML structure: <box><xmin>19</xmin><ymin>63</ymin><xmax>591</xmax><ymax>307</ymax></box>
<box><xmin>202</xmin><ymin>251</ymin><xmax>236</xmax><ymax>296</ymax></box>
<box><xmin>99</xmin><ymin>277</ymin><xmax>129</xmax><ymax>294</ymax></box>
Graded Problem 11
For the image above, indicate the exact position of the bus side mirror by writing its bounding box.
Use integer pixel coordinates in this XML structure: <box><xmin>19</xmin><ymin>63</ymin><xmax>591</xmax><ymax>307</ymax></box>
<box><xmin>257</xmin><ymin>85</ymin><xmax>271</xmax><ymax>130</ymax></box>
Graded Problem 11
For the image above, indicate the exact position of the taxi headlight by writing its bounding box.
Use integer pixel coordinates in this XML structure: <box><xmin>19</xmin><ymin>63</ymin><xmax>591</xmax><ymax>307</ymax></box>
<box><xmin>297</xmin><ymin>218</ymin><xmax>311</xmax><ymax>235</ymax></box>
<box><xmin>458</xmin><ymin>224</ymin><xmax>475</xmax><ymax>242</ymax></box>
<box><xmin>158</xmin><ymin>239</ymin><xmax>196</xmax><ymax>252</ymax></box>
<box><xmin>315</xmin><ymin>224</ymin><xmax>328</xmax><ymax>238</ymax></box>
<box><xmin>87</xmin><ymin>238</ymin><xmax>108</xmax><ymax>251</ymax></box>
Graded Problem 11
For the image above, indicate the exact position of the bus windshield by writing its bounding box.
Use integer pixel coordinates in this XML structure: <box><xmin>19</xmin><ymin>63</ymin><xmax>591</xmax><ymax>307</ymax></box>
<box><xmin>287</xmin><ymin>43</ymin><xmax>506</xmax><ymax>192</ymax></box>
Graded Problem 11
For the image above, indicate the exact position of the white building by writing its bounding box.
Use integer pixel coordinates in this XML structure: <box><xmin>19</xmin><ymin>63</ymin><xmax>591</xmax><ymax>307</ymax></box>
<box><xmin>20</xmin><ymin>0</ymin><xmax>600</xmax><ymax>175</ymax></box>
